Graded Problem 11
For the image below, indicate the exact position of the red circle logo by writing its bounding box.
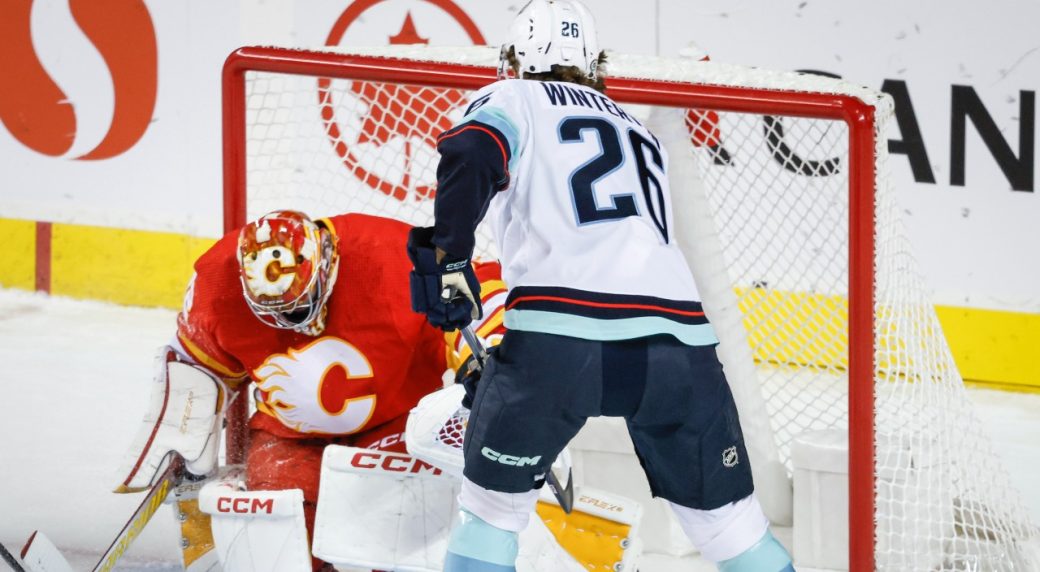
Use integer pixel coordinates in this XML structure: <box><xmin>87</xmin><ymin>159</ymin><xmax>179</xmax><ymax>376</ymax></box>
<box><xmin>320</xmin><ymin>0</ymin><xmax>486</xmax><ymax>202</ymax></box>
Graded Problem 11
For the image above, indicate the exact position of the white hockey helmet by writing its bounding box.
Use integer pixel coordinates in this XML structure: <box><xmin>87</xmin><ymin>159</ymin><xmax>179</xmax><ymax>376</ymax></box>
<box><xmin>500</xmin><ymin>0</ymin><xmax>600</xmax><ymax>80</ymax></box>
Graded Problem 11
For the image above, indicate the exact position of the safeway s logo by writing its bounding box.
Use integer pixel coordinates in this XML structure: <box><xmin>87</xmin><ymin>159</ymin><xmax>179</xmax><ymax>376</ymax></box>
<box><xmin>0</xmin><ymin>0</ymin><xmax>158</xmax><ymax>160</ymax></box>
<box><xmin>320</xmin><ymin>0</ymin><xmax>486</xmax><ymax>202</ymax></box>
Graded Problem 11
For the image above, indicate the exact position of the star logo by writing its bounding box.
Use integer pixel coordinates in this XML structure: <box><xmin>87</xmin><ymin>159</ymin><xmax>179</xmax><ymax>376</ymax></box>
<box><xmin>320</xmin><ymin>0</ymin><xmax>486</xmax><ymax>202</ymax></box>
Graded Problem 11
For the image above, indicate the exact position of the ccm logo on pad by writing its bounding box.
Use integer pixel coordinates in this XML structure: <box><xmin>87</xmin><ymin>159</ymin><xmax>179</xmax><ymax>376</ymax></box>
<box><xmin>216</xmin><ymin>497</ymin><xmax>274</xmax><ymax>514</ymax></box>
<box><xmin>350</xmin><ymin>451</ymin><xmax>443</xmax><ymax>475</ymax></box>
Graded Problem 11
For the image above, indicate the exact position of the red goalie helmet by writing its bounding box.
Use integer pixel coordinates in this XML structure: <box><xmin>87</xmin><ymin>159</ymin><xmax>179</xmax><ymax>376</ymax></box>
<box><xmin>237</xmin><ymin>210</ymin><xmax>339</xmax><ymax>334</ymax></box>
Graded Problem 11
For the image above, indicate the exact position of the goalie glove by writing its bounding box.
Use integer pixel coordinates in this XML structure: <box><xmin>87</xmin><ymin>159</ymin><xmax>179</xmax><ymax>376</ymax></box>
<box><xmin>114</xmin><ymin>347</ymin><xmax>227</xmax><ymax>492</ymax></box>
<box><xmin>406</xmin><ymin>226</ymin><xmax>482</xmax><ymax>332</ymax></box>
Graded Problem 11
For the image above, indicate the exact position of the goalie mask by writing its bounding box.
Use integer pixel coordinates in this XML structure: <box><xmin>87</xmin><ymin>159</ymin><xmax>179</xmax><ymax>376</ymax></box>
<box><xmin>238</xmin><ymin>210</ymin><xmax>339</xmax><ymax>335</ymax></box>
<box><xmin>500</xmin><ymin>0</ymin><xmax>600</xmax><ymax>80</ymax></box>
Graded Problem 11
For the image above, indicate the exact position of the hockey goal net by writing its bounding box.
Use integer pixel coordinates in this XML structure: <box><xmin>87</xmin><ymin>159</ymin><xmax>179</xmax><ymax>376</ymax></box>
<box><xmin>221</xmin><ymin>45</ymin><xmax>1037</xmax><ymax>570</ymax></box>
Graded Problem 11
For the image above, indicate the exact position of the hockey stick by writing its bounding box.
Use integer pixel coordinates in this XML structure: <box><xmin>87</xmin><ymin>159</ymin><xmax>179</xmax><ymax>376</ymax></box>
<box><xmin>457</xmin><ymin>323</ymin><xmax>575</xmax><ymax>514</ymax></box>
<box><xmin>20</xmin><ymin>453</ymin><xmax>185</xmax><ymax>572</ymax></box>
<box><xmin>0</xmin><ymin>540</ymin><xmax>27</xmax><ymax>572</ymax></box>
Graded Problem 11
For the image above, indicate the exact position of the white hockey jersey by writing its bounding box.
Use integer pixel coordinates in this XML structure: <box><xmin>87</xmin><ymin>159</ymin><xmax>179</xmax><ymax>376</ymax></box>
<box><xmin>433</xmin><ymin>79</ymin><xmax>717</xmax><ymax>347</ymax></box>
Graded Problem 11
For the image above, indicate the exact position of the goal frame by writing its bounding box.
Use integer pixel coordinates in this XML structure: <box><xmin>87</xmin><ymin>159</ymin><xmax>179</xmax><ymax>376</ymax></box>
<box><xmin>220</xmin><ymin>45</ymin><xmax>879</xmax><ymax>571</ymax></box>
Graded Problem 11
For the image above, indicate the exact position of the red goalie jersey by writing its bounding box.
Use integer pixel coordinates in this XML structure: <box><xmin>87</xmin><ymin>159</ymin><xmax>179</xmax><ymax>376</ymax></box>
<box><xmin>174</xmin><ymin>212</ymin><xmax>505</xmax><ymax>441</ymax></box>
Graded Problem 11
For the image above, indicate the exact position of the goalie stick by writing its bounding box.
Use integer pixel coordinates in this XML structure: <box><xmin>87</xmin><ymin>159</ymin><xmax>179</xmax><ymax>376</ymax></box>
<box><xmin>455</xmin><ymin>321</ymin><xmax>575</xmax><ymax>514</ymax></box>
<box><xmin>20</xmin><ymin>453</ymin><xmax>185</xmax><ymax>572</ymax></box>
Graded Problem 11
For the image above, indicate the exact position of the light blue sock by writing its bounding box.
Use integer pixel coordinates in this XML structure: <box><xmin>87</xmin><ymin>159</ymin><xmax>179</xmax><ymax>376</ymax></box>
<box><xmin>443</xmin><ymin>509</ymin><xmax>518</xmax><ymax>572</ymax></box>
<box><xmin>718</xmin><ymin>530</ymin><xmax>795</xmax><ymax>572</ymax></box>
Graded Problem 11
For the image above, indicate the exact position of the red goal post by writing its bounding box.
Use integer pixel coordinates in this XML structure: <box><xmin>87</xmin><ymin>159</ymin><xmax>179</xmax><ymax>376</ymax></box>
<box><xmin>220</xmin><ymin>45</ymin><xmax>1036</xmax><ymax>571</ymax></box>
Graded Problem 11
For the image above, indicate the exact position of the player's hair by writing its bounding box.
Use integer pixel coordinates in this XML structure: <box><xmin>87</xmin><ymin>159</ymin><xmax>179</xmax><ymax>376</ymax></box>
<box><xmin>505</xmin><ymin>46</ymin><xmax>608</xmax><ymax>93</ymax></box>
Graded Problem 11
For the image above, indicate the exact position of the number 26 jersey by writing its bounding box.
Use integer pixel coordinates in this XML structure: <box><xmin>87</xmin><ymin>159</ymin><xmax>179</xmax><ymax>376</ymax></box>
<box><xmin>435</xmin><ymin>79</ymin><xmax>718</xmax><ymax>347</ymax></box>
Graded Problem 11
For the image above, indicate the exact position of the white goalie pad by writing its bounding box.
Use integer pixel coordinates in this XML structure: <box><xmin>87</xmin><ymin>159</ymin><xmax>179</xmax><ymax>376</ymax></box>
<box><xmin>405</xmin><ymin>384</ymin><xmax>468</xmax><ymax>477</ymax></box>
<box><xmin>115</xmin><ymin>347</ymin><xmax>225</xmax><ymax>492</ymax></box>
<box><xmin>313</xmin><ymin>445</ymin><xmax>460</xmax><ymax>572</ymax></box>
<box><xmin>198</xmin><ymin>467</ymin><xmax>311</xmax><ymax>572</ymax></box>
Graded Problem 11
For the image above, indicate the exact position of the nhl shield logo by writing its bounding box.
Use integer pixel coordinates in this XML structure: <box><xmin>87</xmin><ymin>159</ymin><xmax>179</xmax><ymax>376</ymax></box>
<box><xmin>722</xmin><ymin>446</ymin><xmax>739</xmax><ymax>468</ymax></box>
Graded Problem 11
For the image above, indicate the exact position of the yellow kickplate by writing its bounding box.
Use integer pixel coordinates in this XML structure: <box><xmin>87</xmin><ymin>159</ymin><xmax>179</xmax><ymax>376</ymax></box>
<box><xmin>178</xmin><ymin>498</ymin><xmax>216</xmax><ymax>567</ymax></box>
<box><xmin>536</xmin><ymin>500</ymin><xmax>631</xmax><ymax>570</ymax></box>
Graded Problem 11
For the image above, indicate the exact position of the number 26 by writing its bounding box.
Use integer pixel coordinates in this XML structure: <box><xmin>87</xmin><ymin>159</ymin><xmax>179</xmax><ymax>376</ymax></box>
<box><xmin>561</xmin><ymin>21</ymin><xmax>580</xmax><ymax>37</ymax></box>
<box><xmin>559</xmin><ymin>117</ymin><xmax>669</xmax><ymax>243</ymax></box>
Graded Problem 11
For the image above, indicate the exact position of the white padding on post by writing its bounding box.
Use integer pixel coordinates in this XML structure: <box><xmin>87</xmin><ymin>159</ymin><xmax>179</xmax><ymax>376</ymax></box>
<box><xmin>792</xmin><ymin>429</ymin><xmax>956</xmax><ymax>571</ymax></box>
<box><xmin>312</xmin><ymin>445</ymin><xmax>460</xmax><ymax>572</ymax></box>
<box><xmin>198</xmin><ymin>468</ymin><xmax>311</xmax><ymax>572</ymax></box>
<box><xmin>790</xmin><ymin>429</ymin><xmax>849</xmax><ymax>570</ymax></box>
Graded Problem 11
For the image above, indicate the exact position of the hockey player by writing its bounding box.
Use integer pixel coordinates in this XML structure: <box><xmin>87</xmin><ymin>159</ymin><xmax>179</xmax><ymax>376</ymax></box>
<box><xmin>115</xmin><ymin>210</ymin><xmax>505</xmax><ymax>571</ymax></box>
<box><xmin>407</xmin><ymin>1</ymin><xmax>795</xmax><ymax>571</ymax></box>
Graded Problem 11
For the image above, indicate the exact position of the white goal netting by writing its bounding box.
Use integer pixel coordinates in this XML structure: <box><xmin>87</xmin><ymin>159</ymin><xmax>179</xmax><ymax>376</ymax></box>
<box><xmin>226</xmin><ymin>45</ymin><xmax>1038</xmax><ymax>570</ymax></box>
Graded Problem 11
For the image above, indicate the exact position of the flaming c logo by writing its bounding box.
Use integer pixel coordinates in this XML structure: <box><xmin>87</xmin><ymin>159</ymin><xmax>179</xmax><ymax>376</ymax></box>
<box><xmin>0</xmin><ymin>0</ymin><xmax>158</xmax><ymax>159</ymax></box>
<box><xmin>321</xmin><ymin>0</ymin><xmax>486</xmax><ymax>201</ymax></box>
<box><xmin>254</xmin><ymin>337</ymin><xmax>378</xmax><ymax>435</ymax></box>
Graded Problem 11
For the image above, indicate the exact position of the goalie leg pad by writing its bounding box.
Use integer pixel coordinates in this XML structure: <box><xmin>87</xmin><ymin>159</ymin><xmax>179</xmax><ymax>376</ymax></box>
<box><xmin>198</xmin><ymin>468</ymin><xmax>312</xmax><ymax>572</ymax></box>
<box><xmin>313</xmin><ymin>444</ymin><xmax>460</xmax><ymax>572</ymax></box>
<box><xmin>246</xmin><ymin>426</ymin><xmax>327</xmax><ymax>571</ymax></box>
<box><xmin>115</xmin><ymin>346</ymin><xmax>226</xmax><ymax>492</ymax></box>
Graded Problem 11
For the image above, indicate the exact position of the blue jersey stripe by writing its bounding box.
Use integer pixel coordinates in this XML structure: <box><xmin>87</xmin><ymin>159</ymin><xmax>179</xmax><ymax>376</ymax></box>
<box><xmin>505</xmin><ymin>309</ymin><xmax>720</xmax><ymax>346</ymax></box>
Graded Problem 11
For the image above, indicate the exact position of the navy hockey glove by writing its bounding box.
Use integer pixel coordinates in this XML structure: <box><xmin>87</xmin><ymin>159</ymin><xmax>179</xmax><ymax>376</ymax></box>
<box><xmin>407</xmin><ymin>226</ymin><xmax>483</xmax><ymax>331</ymax></box>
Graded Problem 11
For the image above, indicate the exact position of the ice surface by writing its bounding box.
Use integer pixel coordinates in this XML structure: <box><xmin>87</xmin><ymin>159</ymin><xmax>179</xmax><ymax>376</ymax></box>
<box><xmin>0</xmin><ymin>288</ymin><xmax>1036</xmax><ymax>571</ymax></box>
